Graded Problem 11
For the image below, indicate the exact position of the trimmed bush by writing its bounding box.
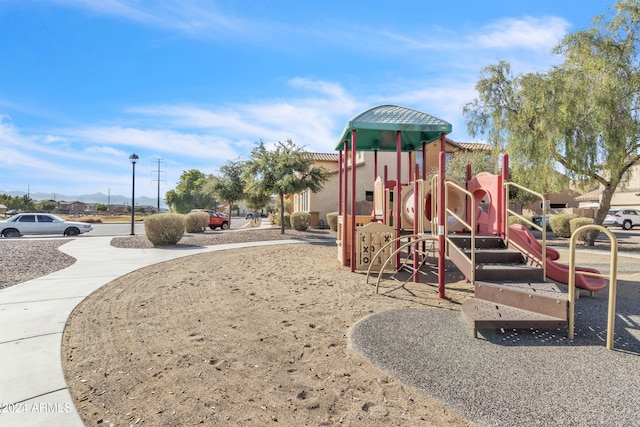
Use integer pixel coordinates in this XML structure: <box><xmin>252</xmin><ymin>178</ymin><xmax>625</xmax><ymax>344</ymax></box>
<box><xmin>549</xmin><ymin>213</ymin><xmax>579</xmax><ymax>238</ymax></box>
<box><xmin>144</xmin><ymin>213</ymin><xmax>185</xmax><ymax>246</ymax></box>
<box><xmin>507</xmin><ymin>215</ymin><xmax>532</xmax><ymax>228</ymax></box>
<box><xmin>570</xmin><ymin>217</ymin><xmax>595</xmax><ymax>242</ymax></box>
<box><xmin>326</xmin><ymin>212</ymin><xmax>338</xmax><ymax>231</ymax></box>
<box><xmin>185</xmin><ymin>211</ymin><xmax>209</xmax><ymax>233</ymax></box>
<box><xmin>76</xmin><ymin>216</ymin><xmax>103</xmax><ymax>223</ymax></box>
<box><xmin>272</xmin><ymin>214</ymin><xmax>291</xmax><ymax>228</ymax></box>
<box><xmin>290</xmin><ymin>212</ymin><xmax>311</xmax><ymax>231</ymax></box>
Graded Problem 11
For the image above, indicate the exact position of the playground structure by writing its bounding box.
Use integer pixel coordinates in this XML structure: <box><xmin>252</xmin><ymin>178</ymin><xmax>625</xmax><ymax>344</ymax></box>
<box><xmin>335</xmin><ymin>105</ymin><xmax>620</xmax><ymax>347</ymax></box>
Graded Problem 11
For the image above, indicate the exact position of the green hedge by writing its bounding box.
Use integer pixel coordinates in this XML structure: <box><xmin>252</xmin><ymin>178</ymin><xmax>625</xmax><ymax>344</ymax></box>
<box><xmin>570</xmin><ymin>217</ymin><xmax>595</xmax><ymax>242</ymax></box>
<box><xmin>549</xmin><ymin>213</ymin><xmax>579</xmax><ymax>238</ymax></box>
<box><xmin>507</xmin><ymin>215</ymin><xmax>533</xmax><ymax>228</ymax></box>
<box><xmin>290</xmin><ymin>212</ymin><xmax>311</xmax><ymax>231</ymax></box>
<box><xmin>185</xmin><ymin>211</ymin><xmax>209</xmax><ymax>233</ymax></box>
<box><xmin>326</xmin><ymin>212</ymin><xmax>338</xmax><ymax>231</ymax></box>
<box><xmin>272</xmin><ymin>214</ymin><xmax>291</xmax><ymax>228</ymax></box>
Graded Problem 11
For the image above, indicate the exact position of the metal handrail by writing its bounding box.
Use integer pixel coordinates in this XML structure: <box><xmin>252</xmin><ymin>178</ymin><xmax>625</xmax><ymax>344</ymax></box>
<box><xmin>444</xmin><ymin>181</ymin><xmax>476</xmax><ymax>284</ymax></box>
<box><xmin>364</xmin><ymin>233</ymin><xmax>428</xmax><ymax>285</ymax></box>
<box><xmin>504</xmin><ymin>181</ymin><xmax>547</xmax><ymax>278</ymax></box>
<box><xmin>567</xmin><ymin>225</ymin><xmax>618</xmax><ymax>350</ymax></box>
<box><xmin>368</xmin><ymin>234</ymin><xmax>438</xmax><ymax>294</ymax></box>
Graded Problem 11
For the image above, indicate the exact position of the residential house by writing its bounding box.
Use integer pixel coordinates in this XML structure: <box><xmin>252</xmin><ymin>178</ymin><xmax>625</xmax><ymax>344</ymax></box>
<box><xmin>574</xmin><ymin>161</ymin><xmax>640</xmax><ymax>211</ymax></box>
<box><xmin>56</xmin><ymin>201</ymin><xmax>87</xmax><ymax>215</ymax></box>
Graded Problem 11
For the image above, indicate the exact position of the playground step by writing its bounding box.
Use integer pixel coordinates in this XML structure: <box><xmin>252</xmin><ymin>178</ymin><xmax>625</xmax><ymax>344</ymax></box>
<box><xmin>448</xmin><ymin>235</ymin><xmax>505</xmax><ymax>250</ymax></box>
<box><xmin>464</xmin><ymin>248</ymin><xmax>526</xmax><ymax>264</ymax></box>
<box><xmin>461</xmin><ymin>298</ymin><xmax>568</xmax><ymax>338</ymax></box>
<box><xmin>475</xmin><ymin>264</ymin><xmax>544</xmax><ymax>282</ymax></box>
<box><xmin>474</xmin><ymin>281</ymin><xmax>567</xmax><ymax>319</ymax></box>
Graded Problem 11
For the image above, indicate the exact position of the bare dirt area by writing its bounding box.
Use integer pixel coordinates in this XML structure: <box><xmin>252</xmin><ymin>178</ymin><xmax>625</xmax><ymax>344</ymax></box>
<box><xmin>62</xmin><ymin>240</ymin><xmax>475</xmax><ymax>426</ymax></box>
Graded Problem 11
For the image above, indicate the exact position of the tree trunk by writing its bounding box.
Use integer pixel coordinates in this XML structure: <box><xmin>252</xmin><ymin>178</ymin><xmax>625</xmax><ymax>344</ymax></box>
<box><xmin>279</xmin><ymin>194</ymin><xmax>285</xmax><ymax>235</ymax></box>
<box><xmin>584</xmin><ymin>184</ymin><xmax>615</xmax><ymax>246</ymax></box>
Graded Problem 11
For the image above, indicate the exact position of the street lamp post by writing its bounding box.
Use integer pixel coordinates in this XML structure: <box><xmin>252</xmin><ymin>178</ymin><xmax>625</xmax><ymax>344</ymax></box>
<box><xmin>129</xmin><ymin>153</ymin><xmax>139</xmax><ymax>235</ymax></box>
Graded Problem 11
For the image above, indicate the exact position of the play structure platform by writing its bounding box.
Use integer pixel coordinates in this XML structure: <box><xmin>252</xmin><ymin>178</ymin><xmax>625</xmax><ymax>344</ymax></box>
<box><xmin>461</xmin><ymin>281</ymin><xmax>568</xmax><ymax>338</ymax></box>
<box><xmin>448</xmin><ymin>232</ymin><xmax>569</xmax><ymax>337</ymax></box>
<box><xmin>335</xmin><ymin>105</ymin><xmax>619</xmax><ymax>348</ymax></box>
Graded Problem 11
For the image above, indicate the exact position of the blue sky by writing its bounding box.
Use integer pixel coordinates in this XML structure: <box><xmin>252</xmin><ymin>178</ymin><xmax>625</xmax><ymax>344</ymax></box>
<box><xmin>0</xmin><ymin>0</ymin><xmax>614</xmax><ymax>199</ymax></box>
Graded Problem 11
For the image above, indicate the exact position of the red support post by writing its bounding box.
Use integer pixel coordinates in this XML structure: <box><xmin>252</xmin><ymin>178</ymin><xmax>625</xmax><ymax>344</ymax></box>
<box><xmin>422</xmin><ymin>142</ymin><xmax>427</xmax><ymax>180</ymax></box>
<box><xmin>350</xmin><ymin>130</ymin><xmax>357</xmax><ymax>272</ymax></box>
<box><xmin>413</xmin><ymin>164</ymin><xmax>420</xmax><ymax>282</ymax></box>
<box><xmin>374</xmin><ymin>150</ymin><xmax>378</xmax><ymax>182</ymax></box>
<box><xmin>466</xmin><ymin>163</ymin><xmax>472</xmax><ymax>227</ymax></box>
<box><xmin>338</xmin><ymin>151</ymin><xmax>343</xmax><ymax>217</ymax></box>
<box><xmin>383</xmin><ymin>165</ymin><xmax>388</xmax><ymax>226</ymax></box>
<box><xmin>395</xmin><ymin>131</ymin><xmax>402</xmax><ymax>267</ymax></box>
<box><xmin>342</xmin><ymin>142</ymin><xmax>348</xmax><ymax>266</ymax></box>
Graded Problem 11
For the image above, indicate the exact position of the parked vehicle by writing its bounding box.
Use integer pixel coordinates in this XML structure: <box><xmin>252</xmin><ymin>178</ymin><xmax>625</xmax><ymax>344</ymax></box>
<box><xmin>531</xmin><ymin>215</ymin><xmax>552</xmax><ymax>231</ymax></box>
<box><xmin>603</xmin><ymin>208</ymin><xmax>640</xmax><ymax>230</ymax></box>
<box><xmin>245</xmin><ymin>213</ymin><xmax>254</xmax><ymax>219</ymax></box>
<box><xmin>0</xmin><ymin>213</ymin><xmax>93</xmax><ymax>237</ymax></box>
<box><xmin>191</xmin><ymin>209</ymin><xmax>229</xmax><ymax>230</ymax></box>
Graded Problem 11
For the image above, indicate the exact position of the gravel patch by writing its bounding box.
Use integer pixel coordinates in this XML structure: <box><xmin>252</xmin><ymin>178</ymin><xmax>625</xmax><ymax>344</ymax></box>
<box><xmin>0</xmin><ymin>239</ymin><xmax>76</xmax><ymax>289</ymax></box>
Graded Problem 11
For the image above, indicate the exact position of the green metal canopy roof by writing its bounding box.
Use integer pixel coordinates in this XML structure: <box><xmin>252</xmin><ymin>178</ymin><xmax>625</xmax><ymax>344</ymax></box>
<box><xmin>335</xmin><ymin>104</ymin><xmax>452</xmax><ymax>152</ymax></box>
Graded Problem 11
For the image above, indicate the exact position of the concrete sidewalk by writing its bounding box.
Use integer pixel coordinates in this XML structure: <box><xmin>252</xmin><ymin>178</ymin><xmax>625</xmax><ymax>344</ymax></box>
<box><xmin>0</xmin><ymin>236</ymin><xmax>301</xmax><ymax>427</ymax></box>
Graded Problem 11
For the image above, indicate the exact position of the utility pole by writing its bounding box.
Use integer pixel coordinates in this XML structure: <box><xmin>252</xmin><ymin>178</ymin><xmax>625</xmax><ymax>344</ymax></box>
<box><xmin>152</xmin><ymin>159</ymin><xmax>167</xmax><ymax>211</ymax></box>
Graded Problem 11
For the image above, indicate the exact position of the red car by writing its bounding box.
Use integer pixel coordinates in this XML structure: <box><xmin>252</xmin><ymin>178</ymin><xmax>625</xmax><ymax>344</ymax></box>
<box><xmin>191</xmin><ymin>209</ymin><xmax>229</xmax><ymax>230</ymax></box>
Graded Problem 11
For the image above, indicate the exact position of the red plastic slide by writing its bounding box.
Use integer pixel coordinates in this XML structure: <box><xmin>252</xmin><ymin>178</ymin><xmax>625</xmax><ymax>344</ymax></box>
<box><xmin>508</xmin><ymin>224</ymin><xmax>607</xmax><ymax>292</ymax></box>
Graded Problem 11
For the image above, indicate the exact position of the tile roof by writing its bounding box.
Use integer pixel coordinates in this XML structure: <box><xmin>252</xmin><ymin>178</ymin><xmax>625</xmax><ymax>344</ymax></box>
<box><xmin>452</xmin><ymin>142</ymin><xmax>493</xmax><ymax>151</ymax></box>
<box><xmin>310</xmin><ymin>153</ymin><xmax>340</xmax><ymax>162</ymax></box>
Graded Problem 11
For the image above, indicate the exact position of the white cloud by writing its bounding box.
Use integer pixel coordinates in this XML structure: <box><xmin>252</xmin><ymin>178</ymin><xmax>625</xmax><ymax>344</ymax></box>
<box><xmin>475</xmin><ymin>16</ymin><xmax>569</xmax><ymax>50</ymax></box>
<box><xmin>47</xmin><ymin>0</ymin><xmax>254</xmax><ymax>39</ymax></box>
<box><xmin>125</xmin><ymin>78</ymin><xmax>360</xmax><ymax>153</ymax></box>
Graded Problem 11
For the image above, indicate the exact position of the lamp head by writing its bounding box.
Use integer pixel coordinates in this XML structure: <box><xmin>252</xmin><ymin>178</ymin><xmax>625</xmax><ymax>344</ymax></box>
<box><xmin>129</xmin><ymin>153</ymin><xmax>139</xmax><ymax>164</ymax></box>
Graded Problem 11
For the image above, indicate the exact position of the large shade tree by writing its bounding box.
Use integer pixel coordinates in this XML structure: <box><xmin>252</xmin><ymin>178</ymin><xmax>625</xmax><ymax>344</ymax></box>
<box><xmin>201</xmin><ymin>159</ymin><xmax>246</xmax><ymax>225</ymax></box>
<box><xmin>463</xmin><ymin>0</ymin><xmax>640</xmax><ymax>244</ymax></box>
<box><xmin>165</xmin><ymin>169</ymin><xmax>218</xmax><ymax>214</ymax></box>
<box><xmin>245</xmin><ymin>139</ymin><xmax>330</xmax><ymax>234</ymax></box>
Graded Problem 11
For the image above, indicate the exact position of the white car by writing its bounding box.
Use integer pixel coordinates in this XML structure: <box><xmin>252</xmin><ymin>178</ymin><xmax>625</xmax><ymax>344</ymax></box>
<box><xmin>603</xmin><ymin>208</ymin><xmax>640</xmax><ymax>230</ymax></box>
<box><xmin>0</xmin><ymin>213</ymin><xmax>93</xmax><ymax>237</ymax></box>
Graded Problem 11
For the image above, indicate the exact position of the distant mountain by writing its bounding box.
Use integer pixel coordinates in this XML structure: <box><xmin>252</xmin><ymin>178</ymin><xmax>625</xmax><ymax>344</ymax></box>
<box><xmin>0</xmin><ymin>190</ymin><xmax>167</xmax><ymax>209</ymax></box>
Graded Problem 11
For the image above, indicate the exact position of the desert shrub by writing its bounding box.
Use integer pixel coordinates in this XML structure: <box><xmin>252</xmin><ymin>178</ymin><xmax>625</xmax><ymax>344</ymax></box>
<box><xmin>185</xmin><ymin>211</ymin><xmax>209</xmax><ymax>233</ymax></box>
<box><xmin>76</xmin><ymin>216</ymin><xmax>103</xmax><ymax>223</ymax></box>
<box><xmin>272</xmin><ymin>214</ymin><xmax>291</xmax><ymax>228</ymax></box>
<box><xmin>570</xmin><ymin>217</ymin><xmax>595</xmax><ymax>242</ymax></box>
<box><xmin>549</xmin><ymin>213</ymin><xmax>579</xmax><ymax>238</ymax></box>
<box><xmin>507</xmin><ymin>215</ymin><xmax>532</xmax><ymax>228</ymax></box>
<box><xmin>326</xmin><ymin>212</ymin><xmax>338</xmax><ymax>231</ymax></box>
<box><xmin>290</xmin><ymin>212</ymin><xmax>311</xmax><ymax>231</ymax></box>
<box><xmin>144</xmin><ymin>213</ymin><xmax>185</xmax><ymax>246</ymax></box>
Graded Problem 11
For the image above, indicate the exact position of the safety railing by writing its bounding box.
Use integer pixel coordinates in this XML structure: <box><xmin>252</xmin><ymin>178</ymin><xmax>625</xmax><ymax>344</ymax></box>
<box><xmin>365</xmin><ymin>233</ymin><xmax>438</xmax><ymax>294</ymax></box>
<box><xmin>444</xmin><ymin>180</ymin><xmax>476</xmax><ymax>284</ymax></box>
<box><xmin>567</xmin><ymin>225</ymin><xmax>618</xmax><ymax>350</ymax></box>
<box><xmin>504</xmin><ymin>182</ymin><xmax>547</xmax><ymax>278</ymax></box>
<box><xmin>431</xmin><ymin>175</ymin><xmax>438</xmax><ymax>235</ymax></box>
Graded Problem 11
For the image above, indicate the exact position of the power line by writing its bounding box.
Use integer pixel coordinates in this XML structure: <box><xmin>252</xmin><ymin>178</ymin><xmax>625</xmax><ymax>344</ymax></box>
<box><xmin>152</xmin><ymin>159</ymin><xmax>167</xmax><ymax>211</ymax></box>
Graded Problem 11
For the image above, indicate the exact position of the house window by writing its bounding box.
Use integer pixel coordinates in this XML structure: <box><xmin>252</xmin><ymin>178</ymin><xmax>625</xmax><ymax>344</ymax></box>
<box><xmin>296</xmin><ymin>190</ymin><xmax>310</xmax><ymax>212</ymax></box>
<box><xmin>365</xmin><ymin>191</ymin><xmax>373</xmax><ymax>202</ymax></box>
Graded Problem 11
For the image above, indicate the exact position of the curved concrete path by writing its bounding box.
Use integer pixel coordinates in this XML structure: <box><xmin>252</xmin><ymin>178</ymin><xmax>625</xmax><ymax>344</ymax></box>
<box><xmin>0</xmin><ymin>236</ymin><xmax>303</xmax><ymax>426</ymax></box>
